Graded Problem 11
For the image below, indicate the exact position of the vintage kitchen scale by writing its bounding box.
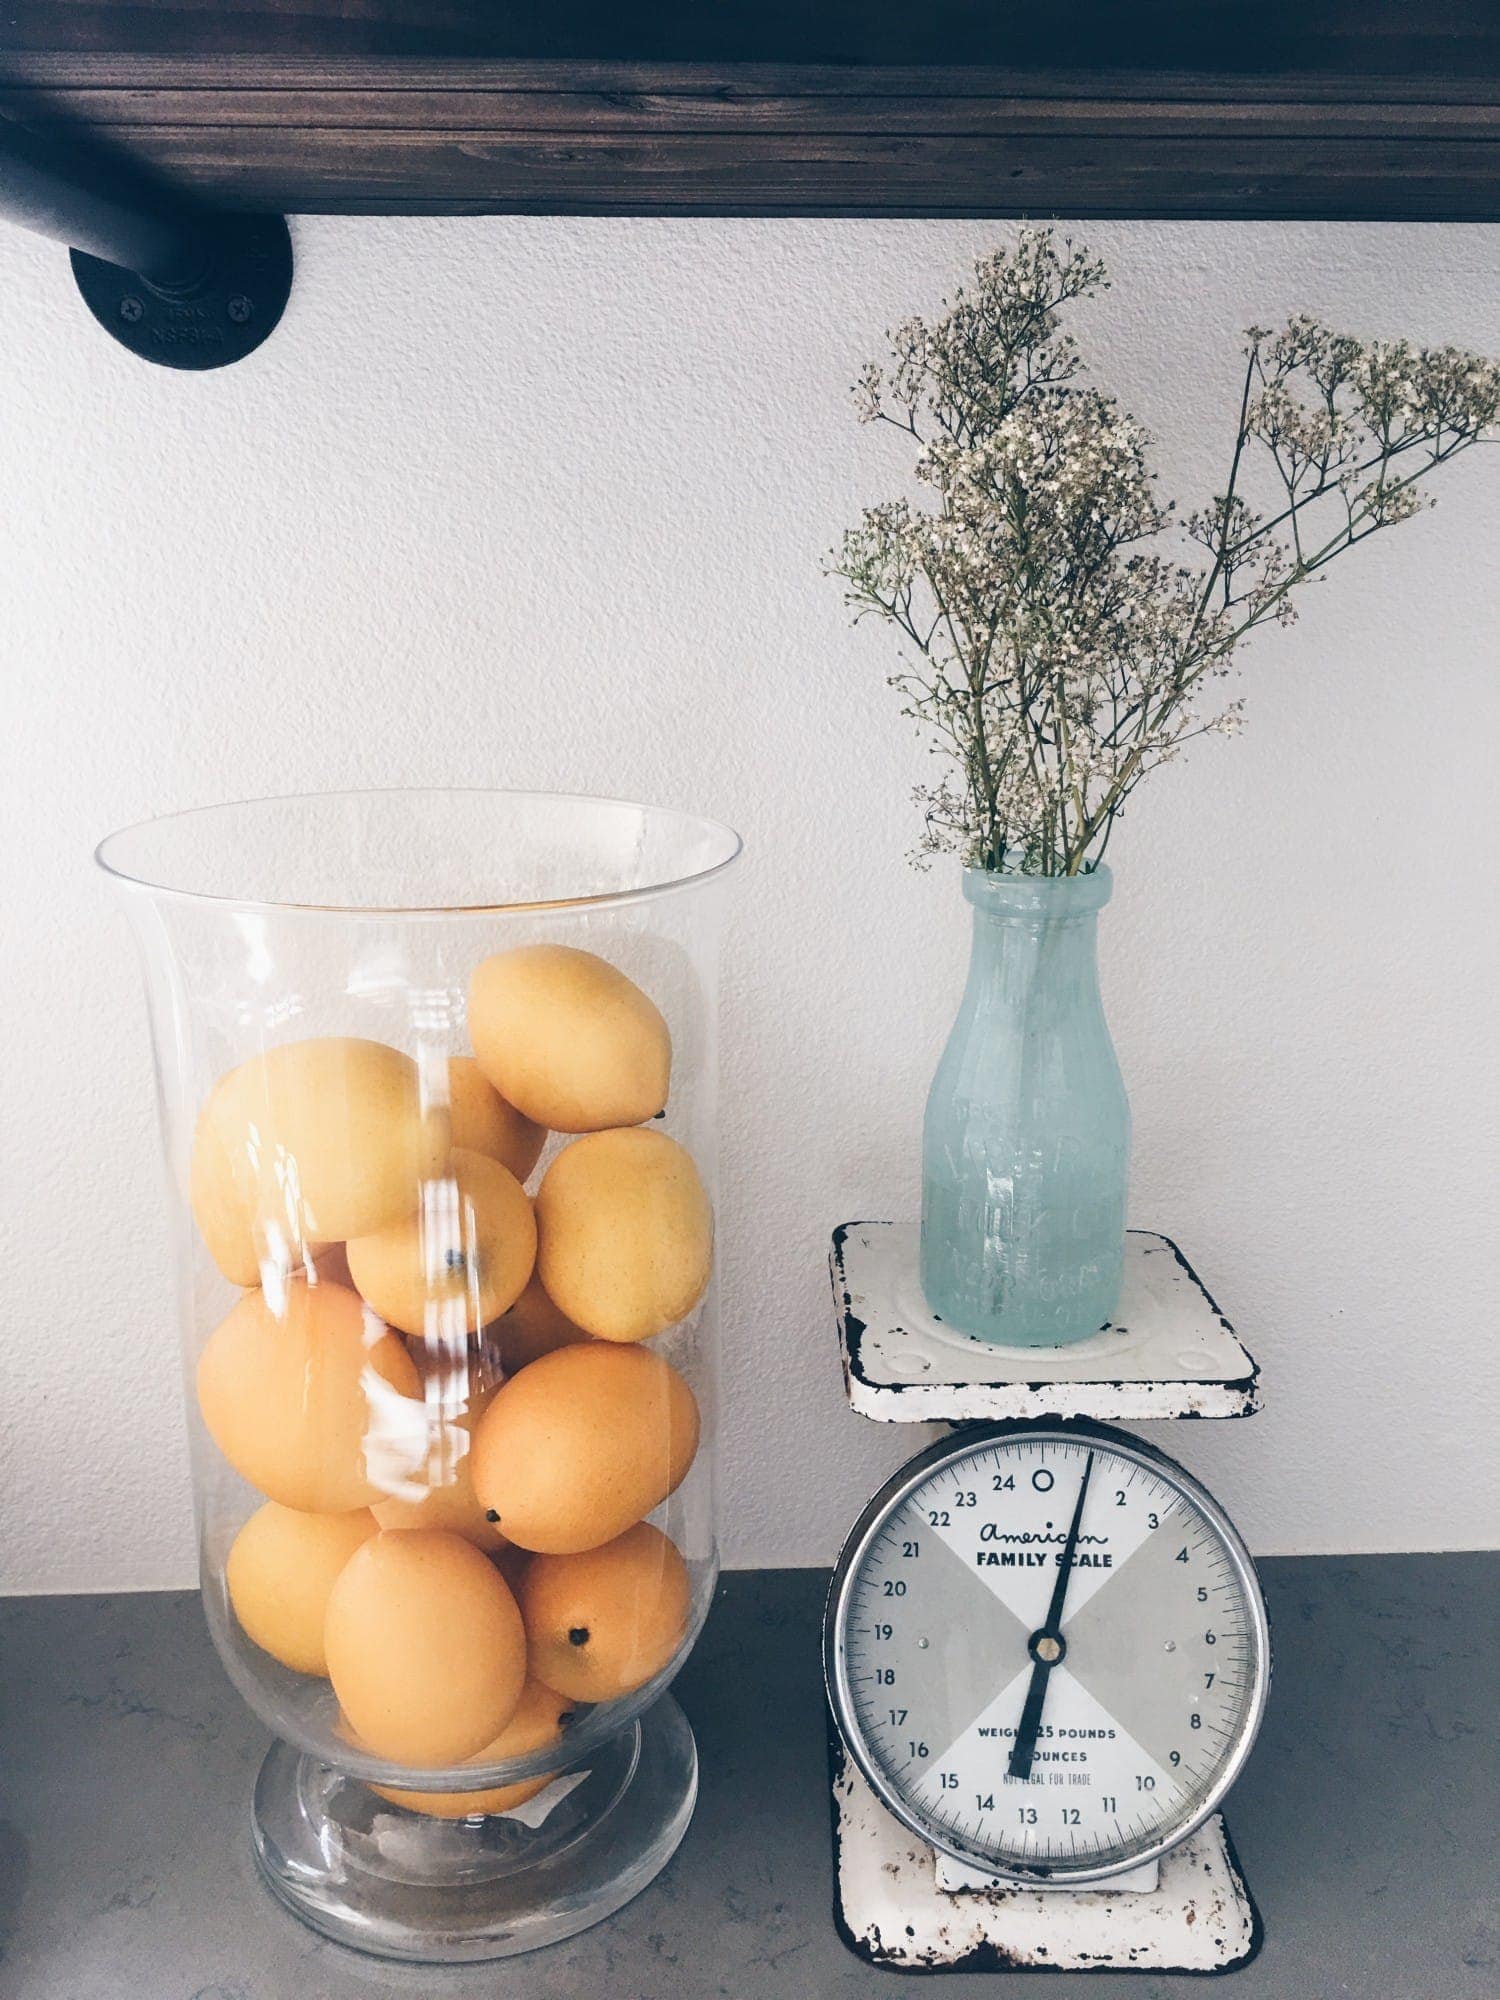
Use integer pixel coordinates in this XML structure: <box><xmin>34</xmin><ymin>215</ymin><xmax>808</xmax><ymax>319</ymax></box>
<box><xmin>824</xmin><ymin>1222</ymin><xmax>1269</xmax><ymax>1975</ymax></box>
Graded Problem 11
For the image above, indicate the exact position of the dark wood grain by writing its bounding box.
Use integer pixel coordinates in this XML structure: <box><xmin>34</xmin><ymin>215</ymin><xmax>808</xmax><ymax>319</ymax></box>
<box><xmin>4</xmin><ymin>1</ymin><xmax>1499</xmax><ymax>74</ymax></box>
<box><xmin>2</xmin><ymin>4</ymin><xmax>1498</xmax><ymax>219</ymax></box>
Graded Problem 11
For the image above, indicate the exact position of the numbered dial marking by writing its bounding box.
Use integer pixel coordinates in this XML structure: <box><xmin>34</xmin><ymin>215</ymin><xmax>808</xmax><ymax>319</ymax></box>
<box><xmin>825</xmin><ymin>1423</ymin><xmax>1270</xmax><ymax>1883</ymax></box>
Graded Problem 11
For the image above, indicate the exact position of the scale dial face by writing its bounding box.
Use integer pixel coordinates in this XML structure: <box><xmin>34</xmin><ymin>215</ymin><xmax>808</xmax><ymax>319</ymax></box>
<box><xmin>825</xmin><ymin>1423</ymin><xmax>1270</xmax><ymax>1883</ymax></box>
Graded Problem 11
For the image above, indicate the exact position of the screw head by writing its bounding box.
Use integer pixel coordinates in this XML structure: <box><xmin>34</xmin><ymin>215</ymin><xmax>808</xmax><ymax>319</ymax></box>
<box><xmin>118</xmin><ymin>295</ymin><xmax>144</xmax><ymax>324</ymax></box>
<box><xmin>227</xmin><ymin>295</ymin><xmax>253</xmax><ymax>325</ymax></box>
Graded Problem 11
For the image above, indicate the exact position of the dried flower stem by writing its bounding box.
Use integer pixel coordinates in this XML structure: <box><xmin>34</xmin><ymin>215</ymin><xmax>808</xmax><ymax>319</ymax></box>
<box><xmin>832</xmin><ymin>232</ymin><xmax>1500</xmax><ymax>876</ymax></box>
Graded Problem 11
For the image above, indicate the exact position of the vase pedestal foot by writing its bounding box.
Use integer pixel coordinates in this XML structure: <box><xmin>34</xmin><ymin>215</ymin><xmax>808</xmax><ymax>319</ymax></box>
<box><xmin>250</xmin><ymin>1694</ymin><xmax>697</xmax><ymax>1963</ymax></box>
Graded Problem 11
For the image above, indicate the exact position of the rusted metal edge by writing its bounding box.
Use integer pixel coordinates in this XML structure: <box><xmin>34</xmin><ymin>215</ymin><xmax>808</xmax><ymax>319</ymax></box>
<box><xmin>829</xmin><ymin>1222</ymin><xmax>1261</xmax><ymax>1425</ymax></box>
<box><xmin>827</xmin><ymin>1724</ymin><xmax>1265</xmax><ymax>1976</ymax></box>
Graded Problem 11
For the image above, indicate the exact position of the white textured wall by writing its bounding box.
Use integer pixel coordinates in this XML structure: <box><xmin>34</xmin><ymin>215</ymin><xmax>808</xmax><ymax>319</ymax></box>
<box><xmin>1</xmin><ymin>217</ymin><xmax>1497</xmax><ymax>1592</ymax></box>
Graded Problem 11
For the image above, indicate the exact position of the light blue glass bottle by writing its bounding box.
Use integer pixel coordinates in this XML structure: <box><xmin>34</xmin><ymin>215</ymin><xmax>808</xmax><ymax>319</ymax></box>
<box><xmin>920</xmin><ymin>864</ymin><xmax>1130</xmax><ymax>1346</ymax></box>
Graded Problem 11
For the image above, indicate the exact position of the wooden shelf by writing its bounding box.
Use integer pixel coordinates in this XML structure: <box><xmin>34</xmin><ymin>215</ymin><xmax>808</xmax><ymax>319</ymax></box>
<box><xmin>2</xmin><ymin>3</ymin><xmax>1498</xmax><ymax>219</ymax></box>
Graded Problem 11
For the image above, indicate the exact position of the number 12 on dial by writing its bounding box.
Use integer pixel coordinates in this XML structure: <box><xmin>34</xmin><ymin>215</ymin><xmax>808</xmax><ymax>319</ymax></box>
<box><xmin>823</xmin><ymin>1420</ymin><xmax>1270</xmax><ymax>1883</ymax></box>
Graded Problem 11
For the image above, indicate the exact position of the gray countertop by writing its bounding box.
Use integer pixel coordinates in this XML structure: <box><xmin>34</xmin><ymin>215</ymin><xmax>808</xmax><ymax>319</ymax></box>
<box><xmin>0</xmin><ymin>1554</ymin><xmax>1493</xmax><ymax>2000</ymax></box>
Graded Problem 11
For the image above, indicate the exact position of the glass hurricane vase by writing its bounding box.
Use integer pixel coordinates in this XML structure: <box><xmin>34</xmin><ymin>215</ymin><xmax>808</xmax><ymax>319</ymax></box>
<box><xmin>99</xmin><ymin>789</ymin><xmax>741</xmax><ymax>1962</ymax></box>
<box><xmin>920</xmin><ymin>864</ymin><xmax>1130</xmax><ymax>1347</ymax></box>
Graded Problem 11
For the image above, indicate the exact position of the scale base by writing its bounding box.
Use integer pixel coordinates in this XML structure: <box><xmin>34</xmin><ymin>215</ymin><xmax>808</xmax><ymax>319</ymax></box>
<box><xmin>251</xmin><ymin>1695</ymin><xmax>697</xmax><ymax>1963</ymax></box>
<box><xmin>831</xmin><ymin>1738</ymin><xmax>1262</xmax><ymax>1975</ymax></box>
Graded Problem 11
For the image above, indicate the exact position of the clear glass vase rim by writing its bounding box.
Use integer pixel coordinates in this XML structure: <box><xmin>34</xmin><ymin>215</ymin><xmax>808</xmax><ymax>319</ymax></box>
<box><xmin>94</xmin><ymin>786</ymin><xmax>744</xmax><ymax>918</ymax></box>
<box><xmin>962</xmin><ymin>861</ymin><xmax>1112</xmax><ymax>916</ymax></box>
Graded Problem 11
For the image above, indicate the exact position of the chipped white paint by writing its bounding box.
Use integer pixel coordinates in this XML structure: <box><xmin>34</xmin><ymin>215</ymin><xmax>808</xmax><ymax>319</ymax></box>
<box><xmin>832</xmin><ymin>1744</ymin><xmax>1259</xmax><ymax>1973</ymax></box>
<box><xmin>833</xmin><ymin>1224</ymin><xmax>1259</xmax><ymax>1423</ymax></box>
<box><xmin>935</xmin><ymin>1851</ymin><xmax>1160</xmax><ymax>1896</ymax></box>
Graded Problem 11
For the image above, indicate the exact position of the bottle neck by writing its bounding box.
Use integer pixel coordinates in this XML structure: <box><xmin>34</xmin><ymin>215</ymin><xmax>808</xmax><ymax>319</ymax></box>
<box><xmin>962</xmin><ymin>863</ymin><xmax>1113</xmax><ymax>922</ymax></box>
<box><xmin>959</xmin><ymin>865</ymin><xmax>1110</xmax><ymax>1008</ymax></box>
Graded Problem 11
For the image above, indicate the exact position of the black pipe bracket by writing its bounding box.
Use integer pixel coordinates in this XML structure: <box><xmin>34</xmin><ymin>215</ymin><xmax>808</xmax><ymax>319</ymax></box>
<box><xmin>71</xmin><ymin>215</ymin><xmax>293</xmax><ymax>371</ymax></box>
<box><xmin>0</xmin><ymin>114</ymin><xmax>292</xmax><ymax>370</ymax></box>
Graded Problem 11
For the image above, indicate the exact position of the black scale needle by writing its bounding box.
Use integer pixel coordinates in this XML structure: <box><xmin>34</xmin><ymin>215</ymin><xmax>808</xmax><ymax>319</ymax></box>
<box><xmin>1007</xmin><ymin>1450</ymin><xmax>1096</xmax><ymax>1783</ymax></box>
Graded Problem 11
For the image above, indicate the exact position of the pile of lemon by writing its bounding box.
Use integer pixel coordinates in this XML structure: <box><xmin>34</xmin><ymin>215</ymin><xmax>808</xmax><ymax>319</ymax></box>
<box><xmin>190</xmin><ymin>944</ymin><xmax>711</xmax><ymax>1819</ymax></box>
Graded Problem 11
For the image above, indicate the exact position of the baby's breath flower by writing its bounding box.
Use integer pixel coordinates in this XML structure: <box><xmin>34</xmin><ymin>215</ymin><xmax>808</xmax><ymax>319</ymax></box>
<box><xmin>830</xmin><ymin>230</ymin><xmax>1499</xmax><ymax>875</ymax></box>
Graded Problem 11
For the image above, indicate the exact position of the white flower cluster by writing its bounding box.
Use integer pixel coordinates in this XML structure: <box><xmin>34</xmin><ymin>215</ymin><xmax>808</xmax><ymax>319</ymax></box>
<box><xmin>834</xmin><ymin>235</ymin><xmax>1500</xmax><ymax>875</ymax></box>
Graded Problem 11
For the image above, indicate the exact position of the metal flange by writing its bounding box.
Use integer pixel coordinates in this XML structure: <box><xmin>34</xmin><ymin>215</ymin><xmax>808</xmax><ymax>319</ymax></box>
<box><xmin>71</xmin><ymin>213</ymin><xmax>293</xmax><ymax>371</ymax></box>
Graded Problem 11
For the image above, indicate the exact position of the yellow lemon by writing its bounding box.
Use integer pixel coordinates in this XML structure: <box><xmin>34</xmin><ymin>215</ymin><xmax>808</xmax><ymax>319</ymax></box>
<box><xmin>346</xmin><ymin>1148</ymin><xmax>535</xmax><ymax>1339</ymax></box>
<box><xmin>448</xmin><ymin>1056</ymin><xmax>546</xmax><ymax>1182</ymax></box>
<box><xmin>225</xmin><ymin>1502</ymin><xmax>376</xmax><ymax>1675</ymax></box>
<box><xmin>495</xmin><ymin>1272</ymin><xmax>592</xmax><ymax>1374</ymax></box>
<box><xmin>520</xmin><ymin>1523</ymin><xmax>691</xmax><ymax>1704</ymax></box>
<box><xmin>368</xmin><ymin>1680</ymin><xmax>577</xmax><ymax>1819</ymax></box>
<box><xmin>190</xmin><ymin>1037</ymin><xmax>445</xmax><ymax>1270</ymax></box>
<box><xmin>535</xmin><ymin>1128</ymin><xmax>711</xmax><ymax>1342</ymax></box>
<box><xmin>196</xmin><ymin>1279</ymin><xmax>420</xmax><ymax>1512</ymax></box>
<box><xmin>468</xmin><ymin>945</ymin><xmax>670</xmax><ymax>1133</ymax></box>
<box><xmin>324</xmin><ymin>1530</ymin><xmax>528</xmax><ymax>1768</ymax></box>
<box><xmin>470</xmin><ymin>1343</ymin><xmax>699</xmax><ymax>1555</ymax></box>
